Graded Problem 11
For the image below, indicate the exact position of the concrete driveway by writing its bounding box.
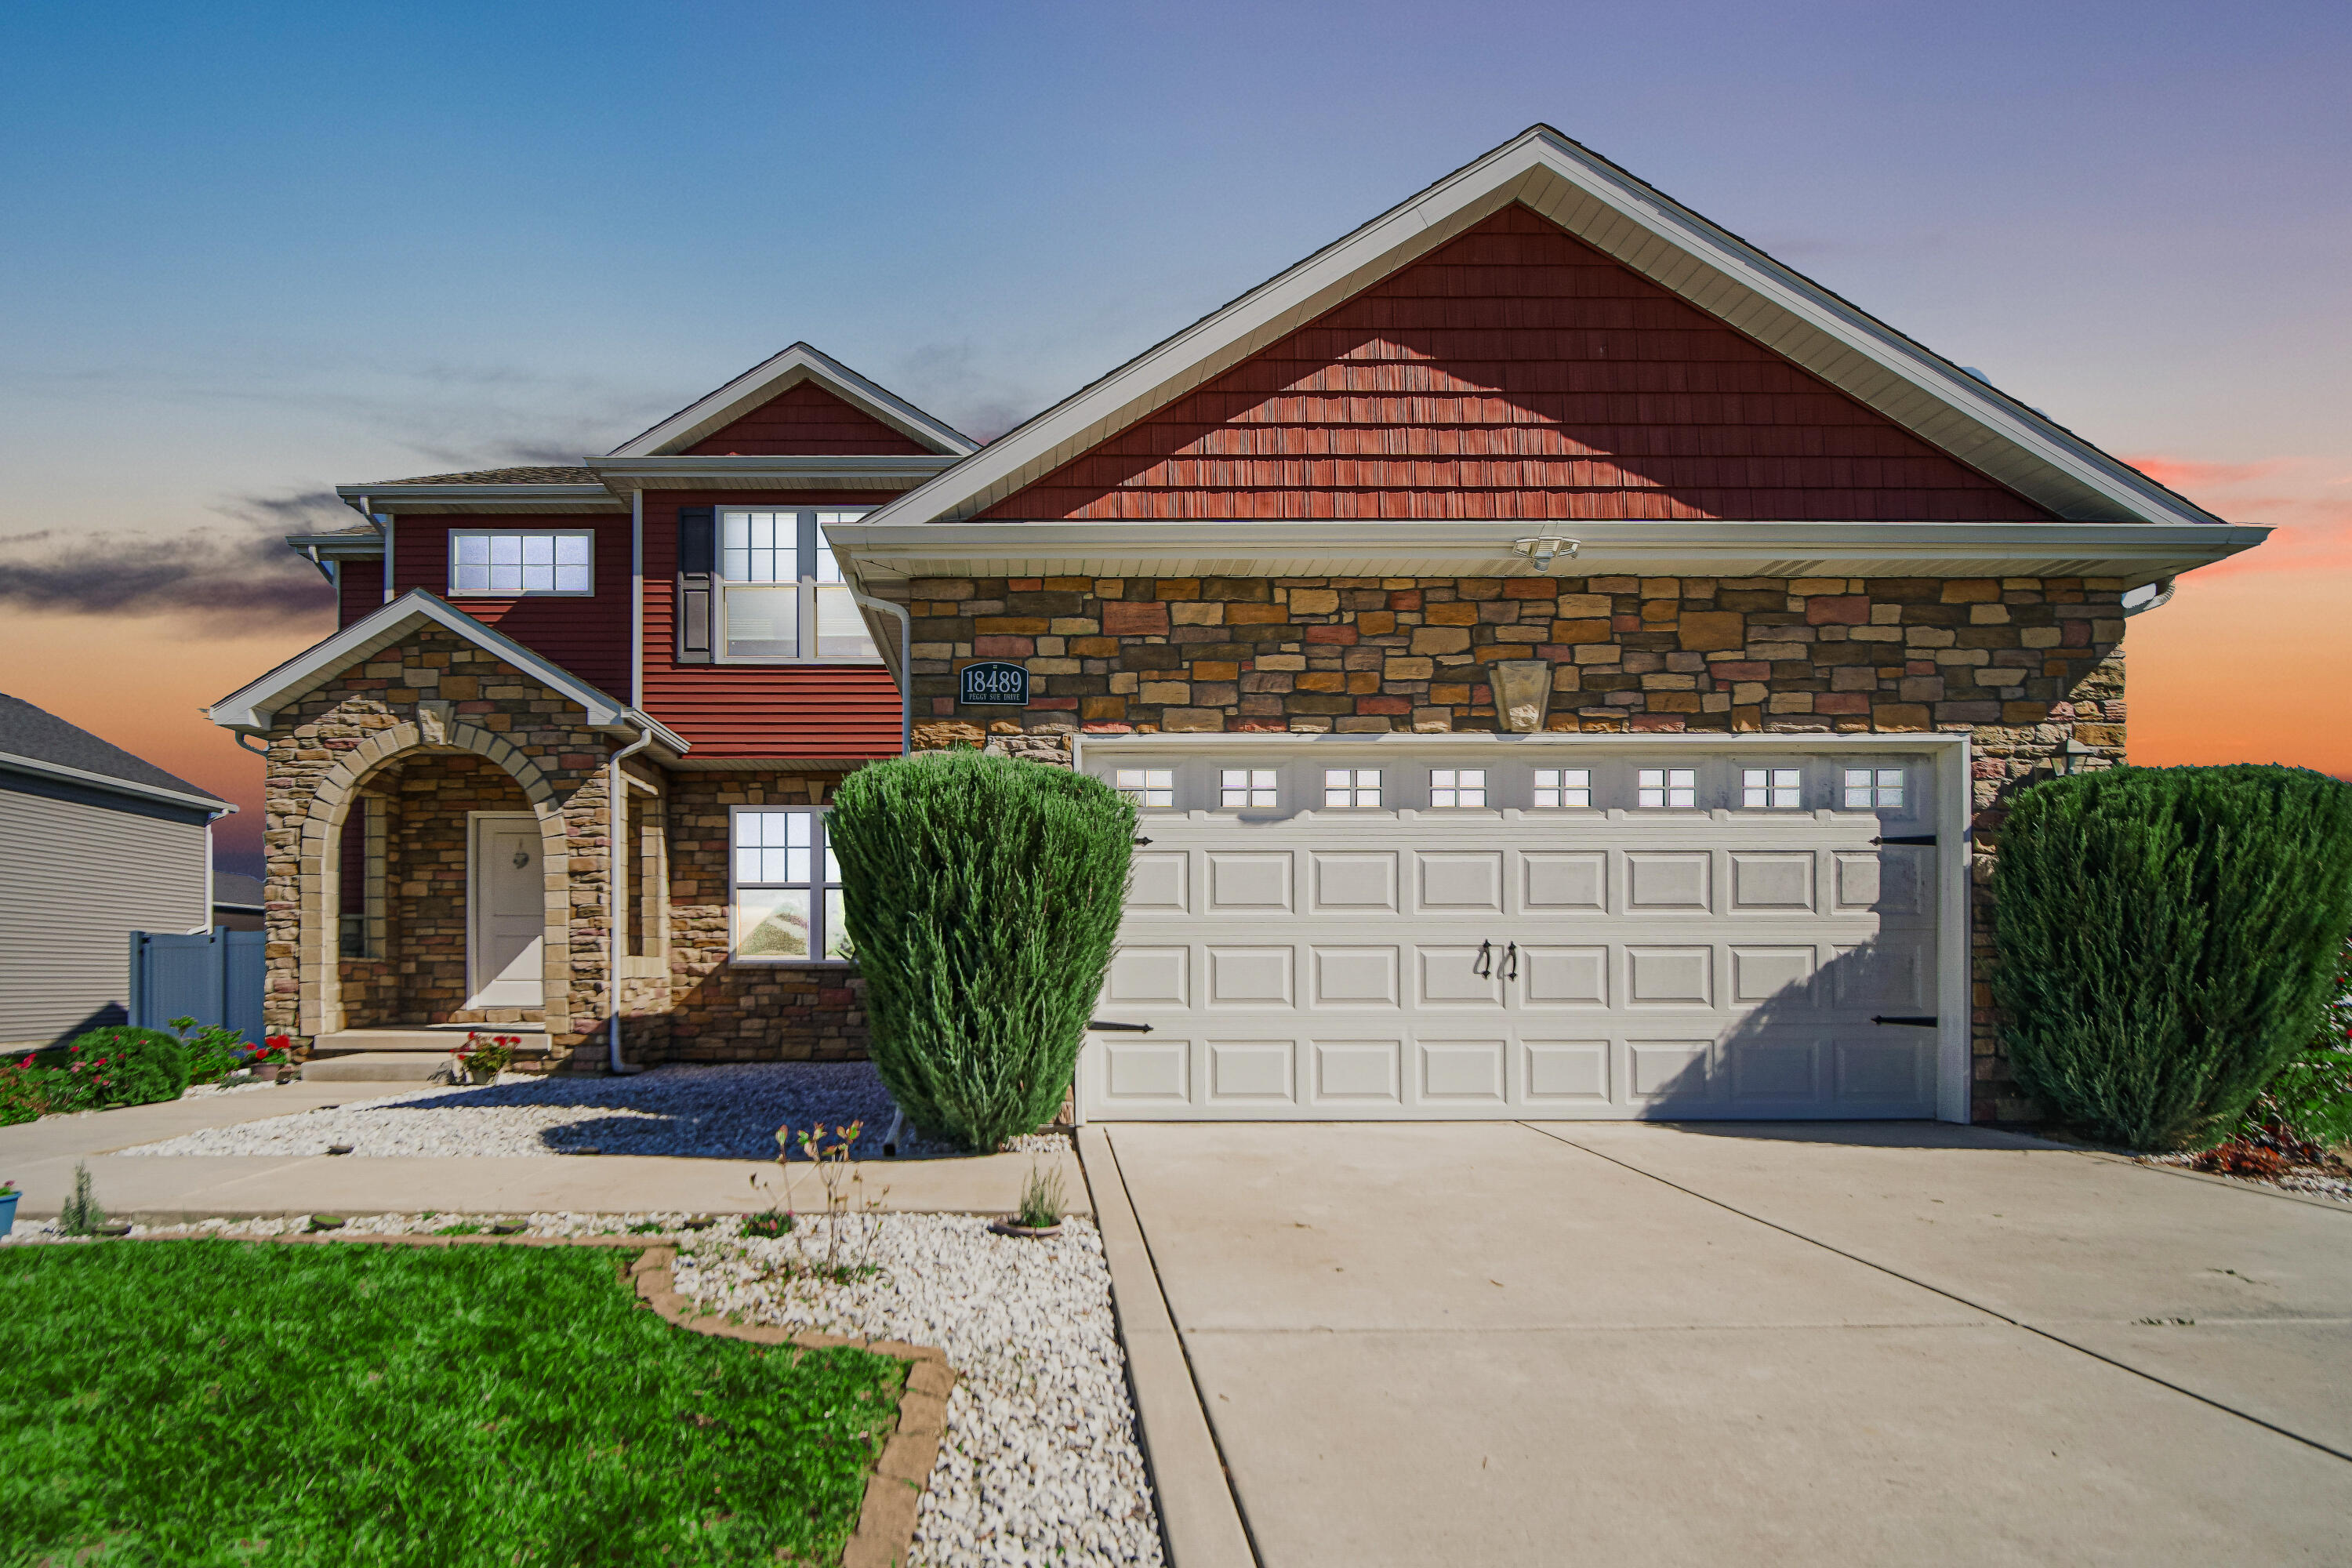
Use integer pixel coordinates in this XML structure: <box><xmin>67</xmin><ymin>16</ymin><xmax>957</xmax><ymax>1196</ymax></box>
<box><xmin>1098</xmin><ymin>1122</ymin><xmax>2352</xmax><ymax>1566</ymax></box>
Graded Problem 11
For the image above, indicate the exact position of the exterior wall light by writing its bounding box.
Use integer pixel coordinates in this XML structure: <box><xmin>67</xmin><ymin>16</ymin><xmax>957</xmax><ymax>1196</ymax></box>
<box><xmin>1512</xmin><ymin>535</ymin><xmax>1581</xmax><ymax>573</ymax></box>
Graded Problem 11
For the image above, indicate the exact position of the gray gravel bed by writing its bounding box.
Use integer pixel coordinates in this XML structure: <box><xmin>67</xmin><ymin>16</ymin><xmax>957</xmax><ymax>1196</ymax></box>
<box><xmin>115</xmin><ymin>1062</ymin><xmax>1065</xmax><ymax>1160</ymax></box>
<box><xmin>676</xmin><ymin>1214</ymin><xmax>1162</xmax><ymax>1567</ymax></box>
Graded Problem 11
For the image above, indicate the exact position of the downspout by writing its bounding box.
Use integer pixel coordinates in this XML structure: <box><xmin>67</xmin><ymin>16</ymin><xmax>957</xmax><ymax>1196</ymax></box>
<box><xmin>851</xmin><ymin>587</ymin><xmax>913</xmax><ymax>755</ymax></box>
<box><xmin>607</xmin><ymin>720</ymin><xmax>655</xmax><ymax>1074</ymax></box>
<box><xmin>2122</xmin><ymin>575</ymin><xmax>2176</xmax><ymax>616</ymax></box>
<box><xmin>376</xmin><ymin>502</ymin><xmax>395</xmax><ymax>605</ymax></box>
<box><xmin>630</xmin><ymin>489</ymin><xmax>645</xmax><ymax>710</ymax></box>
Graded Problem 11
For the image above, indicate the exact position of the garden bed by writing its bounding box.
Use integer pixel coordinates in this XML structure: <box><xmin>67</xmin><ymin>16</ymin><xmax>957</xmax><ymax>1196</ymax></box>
<box><xmin>114</xmin><ymin>1062</ymin><xmax>1069</xmax><ymax>1160</ymax></box>
<box><xmin>0</xmin><ymin>1235</ymin><xmax>906</xmax><ymax>1565</ymax></box>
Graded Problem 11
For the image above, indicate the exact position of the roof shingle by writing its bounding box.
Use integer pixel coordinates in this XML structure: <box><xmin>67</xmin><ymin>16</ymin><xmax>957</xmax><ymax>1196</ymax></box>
<box><xmin>360</xmin><ymin>466</ymin><xmax>597</xmax><ymax>486</ymax></box>
<box><xmin>0</xmin><ymin>693</ymin><xmax>227</xmax><ymax>804</ymax></box>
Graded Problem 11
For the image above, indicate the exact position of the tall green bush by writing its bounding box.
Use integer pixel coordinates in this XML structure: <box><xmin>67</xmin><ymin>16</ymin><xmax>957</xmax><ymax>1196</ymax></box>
<box><xmin>2236</xmin><ymin>933</ymin><xmax>2352</xmax><ymax>1150</ymax></box>
<box><xmin>1991</xmin><ymin>764</ymin><xmax>2352</xmax><ymax>1149</ymax></box>
<box><xmin>829</xmin><ymin>751</ymin><xmax>1134</xmax><ymax>1152</ymax></box>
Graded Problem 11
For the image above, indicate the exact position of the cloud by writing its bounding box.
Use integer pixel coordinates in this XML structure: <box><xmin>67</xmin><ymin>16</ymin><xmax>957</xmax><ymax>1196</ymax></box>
<box><xmin>2120</xmin><ymin>454</ymin><xmax>2296</xmax><ymax>490</ymax></box>
<box><xmin>0</xmin><ymin>492</ymin><xmax>340</xmax><ymax>623</ymax></box>
<box><xmin>891</xmin><ymin>340</ymin><xmax>1044</xmax><ymax>444</ymax></box>
<box><xmin>2122</xmin><ymin>452</ymin><xmax>2352</xmax><ymax>579</ymax></box>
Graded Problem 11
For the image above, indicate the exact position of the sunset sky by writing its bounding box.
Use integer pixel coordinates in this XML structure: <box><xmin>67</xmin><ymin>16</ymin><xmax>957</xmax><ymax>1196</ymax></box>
<box><xmin>3</xmin><ymin>1</ymin><xmax>2346</xmax><ymax>876</ymax></box>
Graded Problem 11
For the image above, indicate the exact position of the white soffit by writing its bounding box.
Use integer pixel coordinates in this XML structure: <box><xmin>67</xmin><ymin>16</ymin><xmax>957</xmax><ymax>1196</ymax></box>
<box><xmin>829</xmin><ymin>519</ymin><xmax>2265</xmax><ymax>592</ymax></box>
<box><xmin>858</xmin><ymin>125</ymin><xmax>2223</xmax><ymax>532</ymax></box>
<box><xmin>608</xmin><ymin>343</ymin><xmax>979</xmax><ymax>459</ymax></box>
<box><xmin>208</xmin><ymin>589</ymin><xmax>689</xmax><ymax>753</ymax></box>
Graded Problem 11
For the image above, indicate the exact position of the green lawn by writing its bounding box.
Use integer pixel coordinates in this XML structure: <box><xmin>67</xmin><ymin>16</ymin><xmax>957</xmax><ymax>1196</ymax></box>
<box><xmin>0</xmin><ymin>1240</ymin><xmax>905</xmax><ymax>1567</ymax></box>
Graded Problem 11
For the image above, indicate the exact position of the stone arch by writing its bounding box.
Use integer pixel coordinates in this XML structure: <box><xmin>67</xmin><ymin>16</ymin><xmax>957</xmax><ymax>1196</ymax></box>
<box><xmin>293</xmin><ymin>717</ymin><xmax>575</xmax><ymax>1037</ymax></box>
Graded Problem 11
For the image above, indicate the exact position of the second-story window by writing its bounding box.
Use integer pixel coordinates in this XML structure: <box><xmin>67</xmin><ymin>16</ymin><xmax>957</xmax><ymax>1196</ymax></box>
<box><xmin>449</xmin><ymin>530</ymin><xmax>593</xmax><ymax>596</ymax></box>
<box><xmin>717</xmin><ymin>510</ymin><xmax>878</xmax><ymax>662</ymax></box>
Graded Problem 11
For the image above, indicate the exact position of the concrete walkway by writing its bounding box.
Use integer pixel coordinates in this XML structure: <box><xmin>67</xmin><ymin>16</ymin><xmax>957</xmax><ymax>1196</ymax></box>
<box><xmin>0</xmin><ymin>1084</ymin><xmax>1086</xmax><ymax>1221</ymax></box>
<box><xmin>1097</xmin><ymin>1121</ymin><xmax>2352</xmax><ymax>1567</ymax></box>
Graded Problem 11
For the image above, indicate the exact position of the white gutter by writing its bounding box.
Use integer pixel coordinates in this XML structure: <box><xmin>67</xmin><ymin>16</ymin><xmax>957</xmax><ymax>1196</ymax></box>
<box><xmin>606</xmin><ymin>720</ymin><xmax>656</xmax><ymax>1075</ymax></box>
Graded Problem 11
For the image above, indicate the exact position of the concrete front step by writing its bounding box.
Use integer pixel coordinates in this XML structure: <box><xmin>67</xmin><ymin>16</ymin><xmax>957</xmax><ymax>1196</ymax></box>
<box><xmin>312</xmin><ymin>1027</ymin><xmax>548</xmax><ymax>1056</ymax></box>
<box><xmin>303</xmin><ymin>1051</ymin><xmax>452</xmax><ymax>1082</ymax></box>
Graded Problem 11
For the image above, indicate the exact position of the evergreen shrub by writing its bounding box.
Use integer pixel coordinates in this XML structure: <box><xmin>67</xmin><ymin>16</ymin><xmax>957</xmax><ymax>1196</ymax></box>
<box><xmin>64</xmin><ymin>1025</ymin><xmax>190</xmax><ymax>1107</ymax></box>
<box><xmin>1991</xmin><ymin>764</ymin><xmax>2352</xmax><ymax>1149</ymax></box>
<box><xmin>2236</xmin><ymin>932</ymin><xmax>2352</xmax><ymax>1150</ymax></box>
<box><xmin>829</xmin><ymin>750</ymin><xmax>1134</xmax><ymax>1152</ymax></box>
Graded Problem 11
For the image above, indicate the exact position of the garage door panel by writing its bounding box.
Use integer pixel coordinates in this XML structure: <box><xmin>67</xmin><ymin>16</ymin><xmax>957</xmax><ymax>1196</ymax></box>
<box><xmin>1518</xmin><ymin>945</ymin><xmax>1609</xmax><ymax>1008</ymax></box>
<box><xmin>1418</xmin><ymin>945</ymin><xmax>1504</xmax><ymax>1007</ymax></box>
<box><xmin>1107</xmin><ymin>946</ymin><xmax>1190</xmax><ymax>1007</ymax></box>
<box><xmin>1209</xmin><ymin>852</ymin><xmax>1294</xmax><ymax>913</ymax></box>
<box><xmin>1312</xmin><ymin>1038</ymin><xmax>1403</xmax><ymax>1105</ymax></box>
<box><xmin>1083</xmin><ymin>741</ymin><xmax>1953</xmax><ymax>1121</ymax></box>
<box><xmin>1627</xmin><ymin>851</ymin><xmax>1711</xmax><ymax>912</ymax></box>
<box><xmin>1521</xmin><ymin>851</ymin><xmax>1607</xmax><ymax>913</ymax></box>
<box><xmin>1206</xmin><ymin>946</ymin><xmax>1294</xmax><ymax>1007</ymax></box>
<box><xmin>1522</xmin><ymin>1037</ymin><xmax>1610</xmax><ymax>1104</ymax></box>
<box><xmin>1626</xmin><ymin>945</ymin><xmax>1714</xmax><ymax>1007</ymax></box>
<box><xmin>1416</xmin><ymin>1036</ymin><xmax>1509</xmax><ymax>1105</ymax></box>
<box><xmin>1312</xmin><ymin>946</ymin><xmax>1399</xmax><ymax>1007</ymax></box>
<box><xmin>1312</xmin><ymin>851</ymin><xmax>1399</xmax><ymax>913</ymax></box>
<box><xmin>1207</xmin><ymin>1039</ymin><xmax>1296</xmax><ymax>1105</ymax></box>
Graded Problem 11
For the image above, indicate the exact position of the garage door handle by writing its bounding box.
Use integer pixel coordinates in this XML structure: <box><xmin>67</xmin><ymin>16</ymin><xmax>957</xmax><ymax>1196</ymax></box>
<box><xmin>1871</xmin><ymin>1015</ymin><xmax>1939</xmax><ymax>1026</ymax></box>
<box><xmin>1502</xmin><ymin>942</ymin><xmax>1519</xmax><ymax>981</ymax></box>
<box><xmin>1873</xmin><ymin>835</ymin><xmax>1937</xmax><ymax>846</ymax></box>
<box><xmin>1088</xmin><ymin>1018</ymin><xmax>1154</xmax><ymax>1033</ymax></box>
<box><xmin>1474</xmin><ymin>939</ymin><xmax>1493</xmax><ymax>978</ymax></box>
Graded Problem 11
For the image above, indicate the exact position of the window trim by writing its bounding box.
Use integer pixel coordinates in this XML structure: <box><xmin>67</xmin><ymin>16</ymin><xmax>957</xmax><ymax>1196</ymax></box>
<box><xmin>712</xmin><ymin>508</ymin><xmax>883</xmax><ymax>666</ymax></box>
<box><xmin>727</xmin><ymin>804</ymin><xmax>852</xmax><ymax>966</ymax></box>
<box><xmin>447</xmin><ymin>528</ymin><xmax>597</xmax><ymax>598</ymax></box>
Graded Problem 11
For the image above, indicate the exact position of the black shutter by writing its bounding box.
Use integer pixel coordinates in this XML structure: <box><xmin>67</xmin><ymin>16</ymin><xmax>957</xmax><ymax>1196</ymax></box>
<box><xmin>677</xmin><ymin>506</ymin><xmax>715</xmax><ymax>663</ymax></box>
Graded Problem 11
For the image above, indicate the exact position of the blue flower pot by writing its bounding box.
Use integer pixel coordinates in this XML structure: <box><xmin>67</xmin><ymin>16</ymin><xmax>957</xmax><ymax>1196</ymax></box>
<box><xmin>0</xmin><ymin>1192</ymin><xmax>18</xmax><ymax>1236</ymax></box>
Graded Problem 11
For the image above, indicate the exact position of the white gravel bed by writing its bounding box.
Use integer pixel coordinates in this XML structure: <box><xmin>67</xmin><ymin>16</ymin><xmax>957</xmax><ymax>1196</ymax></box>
<box><xmin>115</xmin><ymin>1062</ymin><xmax>1068</xmax><ymax>1160</ymax></box>
<box><xmin>675</xmin><ymin>1212</ymin><xmax>1162</xmax><ymax>1568</ymax></box>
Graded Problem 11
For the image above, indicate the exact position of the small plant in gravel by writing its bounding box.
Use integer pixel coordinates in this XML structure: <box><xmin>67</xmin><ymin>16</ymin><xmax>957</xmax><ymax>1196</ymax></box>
<box><xmin>434</xmin><ymin>1221</ymin><xmax>485</xmax><ymax>1236</ymax></box>
<box><xmin>784</xmin><ymin>1122</ymin><xmax>887</xmax><ymax>1281</ymax></box>
<box><xmin>449</xmin><ymin>1031</ymin><xmax>521</xmax><ymax>1082</ymax></box>
<box><xmin>1015</xmin><ymin>1163</ymin><xmax>1066</xmax><ymax>1231</ymax></box>
<box><xmin>58</xmin><ymin>1162</ymin><xmax>105</xmax><ymax>1236</ymax></box>
<box><xmin>742</xmin><ymin>1210</ymin><xmax>795</xmax><ymax>1239</ymax></box>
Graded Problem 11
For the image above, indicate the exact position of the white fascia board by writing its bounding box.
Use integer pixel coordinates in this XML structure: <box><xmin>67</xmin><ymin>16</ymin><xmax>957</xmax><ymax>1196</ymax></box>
<box><xmin>607</xmin><ymin>343</ymin><xmax>979</xmax><ymax>459</ymax></box>
<box><xmin>855</xmin><ymin>125</ymin><xmax>2225</xmax><ymax>533</ymax></box>
<box><xmin>207</xmin><ymin>589</ymin><xmax>689</xmax><ymax>753</ymax></box>
<box><xmin>829</xmin><ymin>518</ymin><xmax>2267</xmax><ymax>590</ymax></box>
<box><xmin>0</xmin><ymin>751</ymin><xmax>235</xmax><ymax>814</ymax></box>
<box><xmin>332</xmin><ymin>484</ymin><xmax>623</xmax><ymax>515</ymax></box>
<box><xmin>582</xmin><ymin>455</ymin><xmax>961</xmax><ymax>491</ymax></box>
<box><xmin>286</xmin><ymin>531</ymin><xmax>386</xmax><ymax>560</ymax></box>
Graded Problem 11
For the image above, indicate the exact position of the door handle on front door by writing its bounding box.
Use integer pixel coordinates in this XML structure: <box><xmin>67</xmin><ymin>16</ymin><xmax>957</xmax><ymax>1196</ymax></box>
<box><xmin>1502</xmin><ymin>942</ymin><xmax>1519</xmax><ymax>982</ymax></box>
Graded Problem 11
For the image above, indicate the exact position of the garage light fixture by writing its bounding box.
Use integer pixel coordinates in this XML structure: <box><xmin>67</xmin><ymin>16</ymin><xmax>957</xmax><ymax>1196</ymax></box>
<box><xmin>1512</xmin><ymin>535</ymin><xmax>1582</xmax><ymax>573</ymax></box>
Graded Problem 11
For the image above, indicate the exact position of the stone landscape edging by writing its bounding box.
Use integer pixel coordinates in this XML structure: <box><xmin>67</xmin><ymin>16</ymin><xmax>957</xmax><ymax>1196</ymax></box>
<box><xmin>108</xmin><ymin>1229</ymin><xmax>953</xmax><ymax>1568</ymax></box>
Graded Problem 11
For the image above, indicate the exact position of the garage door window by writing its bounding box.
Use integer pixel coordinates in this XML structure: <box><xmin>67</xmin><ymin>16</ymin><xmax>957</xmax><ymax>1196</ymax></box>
<box><xmin>1116</xmin><ymin>768</ymin><xmax>1174</xmax><ymax>808</ymax></box>
<box><xmin>1429</xmin><ymin>768</ymin><xmax>1486</xmax><ymax>808</ymax></box>
<box><xmin>1743</xmin><ymin>768</ymin><xmax>1802</xmax><ymax>809</ymax></box>
<box><xmin>1323</xmin><ymin>769</ymin><xmax>1381</xmax><ymax>808</ymax></box>
<box><xmin>1637</xmin><ymin>768</ymin><xmax>1698</xmax><ymax>808</ymax></box>
<box><xmin>1532</xmin><ymin>768</ymin><xmax>1592</xmax><ymax>808</ymax></box>
<box><xmin>1843</xmin><ymin>768</ymin><xmax>1906</xmax><ymax>808</ymax></box>
<box><xmin>1221</xmin><ymin>769</ymin><xmax>1278</xmax><ymax>808</ymax></box>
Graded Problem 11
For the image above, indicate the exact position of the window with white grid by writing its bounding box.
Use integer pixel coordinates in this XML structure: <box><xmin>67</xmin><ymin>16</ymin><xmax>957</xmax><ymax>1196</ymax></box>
<box><xmin>1743</xmin><ymin>768</ymin><xmax>1803</xmax><ymax>809</ymax></box>
<box><xmin>449</xmin><ymin>530</ymin><xmax>593</xmax><ymax>596</ymax></box>
<box><xmin>1637</xmin><ymin>768</ymin><xmax>1698</xmax><ymax>808</ymax></box>
<box><xmin>1843</xmin><ymin>768</ymin><xmax>1906</xmax><ymax>808</ymax></box>
<box><xmin>1428</xmin><ymin>768</ymin><xmax>1485</xmax><ymax>808</ymax></box>
<box><xmin>1531</xmin><ymin>768</ymin><xmax>1592</xmax><ymax>809</ymax></box>
<box><xmin>1116</xmin><ymin>768</ymin><xmax>1174</xmax><ymax>808</ymax></box>
<box><xmin>716</xmin><ymin>509</ymin><xmax>878</xmax><ymax>661</ymax></box>
<box><xmin>1219</xmin><ymin>769</ymin><xmax>1277</xmax><ymax>808</ymax></box>
<box><xmin>731</xmin><ymin>807</ymin><xmax>851</xmax><ymax>961</ymax></box>
<box><xmin>1323</xmin><ymin>768</ymin><xmax>1381</xmax><ymax>808</ymax></box>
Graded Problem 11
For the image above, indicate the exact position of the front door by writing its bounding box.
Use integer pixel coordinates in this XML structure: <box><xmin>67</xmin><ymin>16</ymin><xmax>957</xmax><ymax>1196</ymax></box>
<box><xmin>468</xmin><ymin>813</ymin><xmax>545</xmax><ymax>1010</ymax></box>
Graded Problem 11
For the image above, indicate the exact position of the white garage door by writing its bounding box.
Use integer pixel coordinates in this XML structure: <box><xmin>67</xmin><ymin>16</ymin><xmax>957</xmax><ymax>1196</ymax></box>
<box><xmin>1075</xmin><ymin>735</ymin><xmax>1965</xmax><ymax>1122</ymax></box>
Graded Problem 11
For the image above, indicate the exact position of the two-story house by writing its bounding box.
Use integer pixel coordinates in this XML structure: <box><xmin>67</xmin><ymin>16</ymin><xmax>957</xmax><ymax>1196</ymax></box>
<box><xmin>212</xmin><ymin>128</ymin><xmax>2263</xmax><ymax>1120</ymax></box>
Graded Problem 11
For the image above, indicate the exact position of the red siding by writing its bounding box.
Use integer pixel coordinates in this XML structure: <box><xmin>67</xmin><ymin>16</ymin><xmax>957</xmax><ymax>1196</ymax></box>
<box><xmin>337</xmin><ymin>555</ymin><xmax>384</xmax><ymax>626</ymax></box>
<box><xmin>641</xmin><ymin>492</ymin><xmax>903</xmax><ymax>757</ymax></box>
<box><xmin>387</xmin><ymin>514</ymin><xmax>632</xmax><ymax>697</ymax></box>
<box><xmin>983</xmin><ymin>205</ymin><xmax>2056</xmax><ymax>524</ymax></box>
<box><xmin>684</xmin><ymin>383</ymin><xmax>930</xmax><ymax>456</ymax></box>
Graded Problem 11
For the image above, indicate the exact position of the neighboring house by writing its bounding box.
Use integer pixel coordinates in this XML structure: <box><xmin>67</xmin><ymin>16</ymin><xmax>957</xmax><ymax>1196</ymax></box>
<box><xmin>211</xmin><ymin>872</ymin><xmax>267</xmax><ymax>933</ymax></box>
<box><xmin>209</xmin><ymin>127</ymin><xmax>2262</xmax><ymax>1121</ymax></box>
<box><xmin>1</xmin><ymin>693</ymin><xmax>237</xmax><ymax>1050</ymax></box>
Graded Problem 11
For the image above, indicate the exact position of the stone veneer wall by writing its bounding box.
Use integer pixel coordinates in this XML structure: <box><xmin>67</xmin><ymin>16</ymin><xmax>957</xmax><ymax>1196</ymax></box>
<box><xmin>261</xmin><ymin>624</ymin><xmax>619</xmax><ymax>1069</ymax></box>
<box><xmin>890</xmin><ymin>573</ymin><xmax>2130</xmax><ymax>1121</ymax></box>
<box><xmin>661</xmin><ymin>770</ymin><xmax>867</xmax><ymax>1064</ymax></box>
